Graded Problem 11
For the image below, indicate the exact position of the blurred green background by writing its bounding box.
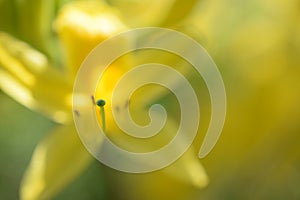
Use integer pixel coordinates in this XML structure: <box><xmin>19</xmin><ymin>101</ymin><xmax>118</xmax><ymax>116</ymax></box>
<box><xmin>1</xmin><ymin>0</ymin><xmax>300</xmax><ymax>199</ymax></box>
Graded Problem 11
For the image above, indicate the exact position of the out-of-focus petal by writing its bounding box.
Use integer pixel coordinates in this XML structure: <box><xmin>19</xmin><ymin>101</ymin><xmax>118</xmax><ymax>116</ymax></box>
<box><xmin>165</xmin><ymin>147</ymin><xmax>208</xmax><ymax>188</ymax></box>
<box><xmin>20</xmin><ymin>123</ymin><xmax>93</xmax><ymax>200</ymax></box>
<box><xmin>0</xmin><ymin>32</ymin><xmax>72</xmax><ymax>123</ymax></box>
<box><xmin>107</xmin><ymin>0</ymin><xmax>175</xmax><ymax>27</ymax></box>
<box><xmin>54</xmin><ymin>0</ymin><xmax>128</xmax><ymax>78</ymax></box>
<box><xmin>108</xmin><ymin>0</ymin><xmax>199</xmax><ymax>27</ymax></box>
<box><xmin>160</xmin><ymin>0</ymin><xmax>200</xmax><ymax>27</ymax></box>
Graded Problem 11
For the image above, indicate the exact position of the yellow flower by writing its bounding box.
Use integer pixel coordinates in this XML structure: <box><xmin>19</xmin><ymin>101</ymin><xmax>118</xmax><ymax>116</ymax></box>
<box><xmin>0</xmin><ymin>0</ymin><xmax>207</xmax><ymax>199</ymax></box>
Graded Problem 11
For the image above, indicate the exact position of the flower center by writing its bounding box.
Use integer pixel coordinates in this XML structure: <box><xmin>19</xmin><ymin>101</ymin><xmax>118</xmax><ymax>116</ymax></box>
<box><xmin>94</xmin><ymin>65</ymin><xmax>124</xmax><ymax>133</ymax></box>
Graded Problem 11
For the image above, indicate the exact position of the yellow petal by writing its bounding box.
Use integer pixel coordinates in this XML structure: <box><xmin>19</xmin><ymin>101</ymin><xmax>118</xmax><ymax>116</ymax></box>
<box><xmin>160</xmin><ymin>0</ymin><xmax>199</xmax><ymax>27</ymax></box>
<box><xmin>107</xmin><ymin>0</ymin><xmax>175</xmax><ymax>27</ymax></box>
<box><xmin>0</xmin><ymin>32</ymin><xmax>72</xmax><ymax>123</ymax></box>
<box><xmin>54</xmin><ymin>0</ymin><xmax>128</xmax><ymax>77</ymax></box>
<box><xmin>20</xmin><ymin>123</ymin><xmax>92</xmax><ymax>200</ymax></box>
<box><xmin>108</xmin><ymin>0</ymin><xmax>198</xmax><ymax>27</ymax></box>
<box><xmin>165</xmin><ymin>147</ymin><xmax>209</xmax><ymax>188</ymax></box>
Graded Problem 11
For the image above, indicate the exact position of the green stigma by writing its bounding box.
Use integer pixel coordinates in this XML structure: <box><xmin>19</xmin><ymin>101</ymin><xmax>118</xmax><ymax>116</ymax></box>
<box><xmin>96</xmin><ymin>99</ymin><xmax>106</xmax><ymax>107</ymax></box>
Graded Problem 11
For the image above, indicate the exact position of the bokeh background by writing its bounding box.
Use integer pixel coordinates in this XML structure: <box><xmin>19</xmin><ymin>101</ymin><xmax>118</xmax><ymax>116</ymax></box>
<box><xmin>1</xmin><ymin>0</ymin><xmax>300</xmax><ymax>199</ymax></box>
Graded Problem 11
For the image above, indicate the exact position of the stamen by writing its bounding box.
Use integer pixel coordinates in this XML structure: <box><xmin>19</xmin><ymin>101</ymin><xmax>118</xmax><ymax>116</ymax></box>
<box><xmin>73</xmin><ymin>109</ymin><xmax>80</xmax><ymax>117</ymax></box>
<box><xmin>124</xmin><ymin>99</ymin><xmax>130</xmax><ymax>108</ymax></box>
<box><xmin>91</xmin><ymin>95</ymin><xmax>96</xmax><ymax>105</ymax></box>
